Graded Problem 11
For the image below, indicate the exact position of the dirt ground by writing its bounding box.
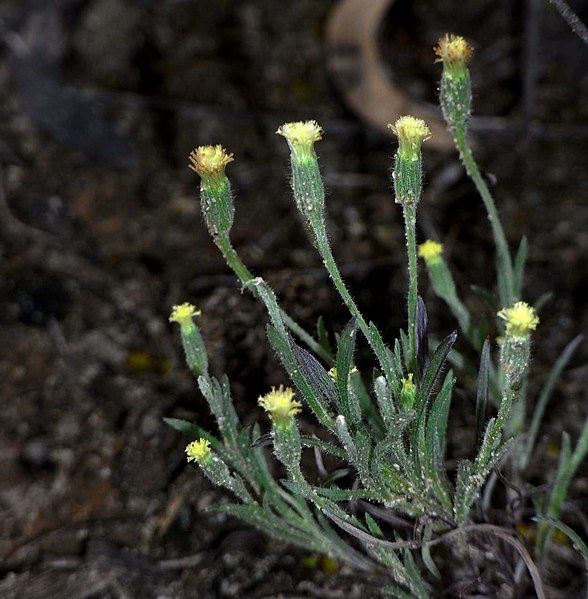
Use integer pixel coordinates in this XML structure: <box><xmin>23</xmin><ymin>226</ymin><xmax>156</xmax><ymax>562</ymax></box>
<box><xmin>0</xmin><ymin>1</ymin><xmax>587</xmax><ymax>597</ymax></box>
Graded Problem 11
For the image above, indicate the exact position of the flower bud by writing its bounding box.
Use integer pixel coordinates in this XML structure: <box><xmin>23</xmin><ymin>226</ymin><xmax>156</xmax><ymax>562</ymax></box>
<box><xmin>498</xmin><ymin>302</ymin><xmax>539</xmax><ymax>340</ymax></box>
<box><xmin>434</xmin><ymin>34</ymin><xmax>473</xmax><ymax>129</ymax></box>
<box><xmin>186</xmin><ymin>438</ymin><xmax>212</xmax><ymax>464</ymax></box>
<box><xmin>400</xmin><ymin>373</ymin><xmax>417</xmax><ymax>410</ymax></box>
<box><xmin>418</xmin><ymin>240</ymin><xmax>443</xmax><ymax>266</ymax></box>
<box><xmin>259</xmin><ymin>385</ymin><xmax>302</xmax><ymax>467</ymax></box>
<box><xmin>258</xmin><ymin>385</ymin><xmax>302</xmax><ymax>428</ymax></box>
<box><xmin>434</xmin><ymin>34</ymin><xmax>473</xmax><ymax>79</ymax></box>
<box><xmin>188</xmin><ymin>145</ymin><xmax>235</xmax><ymax>237</ymax></box>
<box><xmin>187</xmin><ymin>437</ymin><xmax>252</xmax><ymax>502</ymax></box>
<box><xmin>419</xmin><ymin>242</ymin><xmax>471</xmax><ymax>336</ymax></box>
<box><xmin>170</xmin><ymin>303</ymin><xmax>208</xmax><ymax>376</ymax></box>
<box><xmin>277</xmin><ymin>121</ymin><xmax>325</xmax><ymax>221</ymax></box>
<box><xmin>389</xmin><ymin>116</ymin><xmax>430</xmax><ymax>205</ymax></box>
<box><xmin>389</xmin><ymin>116</ymin><xmax>431</xmax><ymax>162</ymax></box>
<box><xmin>498</xmin><ymin>302</ymin><xmax>539</xmax><ymax>386</ymax></box>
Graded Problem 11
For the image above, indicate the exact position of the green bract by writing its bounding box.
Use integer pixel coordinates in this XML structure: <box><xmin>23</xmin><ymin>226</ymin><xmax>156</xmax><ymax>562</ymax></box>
<box><xmin>166</xmin><ymin>34</ymin><xmax>587</xmax><ymax>598</ymax></box>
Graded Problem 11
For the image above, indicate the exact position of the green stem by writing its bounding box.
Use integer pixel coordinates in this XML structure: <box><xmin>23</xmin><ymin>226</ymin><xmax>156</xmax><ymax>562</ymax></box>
<box><xmin>308</xmin><ymin>219</ymin><xmax>394</xmax><ymax>387</ymax></box>
<box><xmin>403</xmin><ymin>202</ymin><xmax>418</xmax><ymax>371</ymax></box>
<box><xmin>453</xmin><ymin>125</ymin><xmax>514</xmax><ymax>307</ymax></box>
<box><xmin>215</xmin><ymin>234</ymin><xmax>332</xmax><ymax>363</ymax></box>
<box><xmin>310</xmin><ymin>221</ymin><xmax>370</xmax><ymax>336</ymax></box>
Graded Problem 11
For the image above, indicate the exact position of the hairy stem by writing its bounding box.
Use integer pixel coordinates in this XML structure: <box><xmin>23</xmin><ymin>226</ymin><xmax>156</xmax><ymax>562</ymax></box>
<box><xmin>215</xmin><ymin>234</ymin><xmax>332</xmax><ymax>363</ymax></box>
<box><xmin>453</xmin><ymin>125</ymin><xmax>514</xmax><ymax>307</ymax></box>
<box><xmin>403</xmin><ymin>202</ymin><xmax>418</xmax><ymax>371</ymax></box>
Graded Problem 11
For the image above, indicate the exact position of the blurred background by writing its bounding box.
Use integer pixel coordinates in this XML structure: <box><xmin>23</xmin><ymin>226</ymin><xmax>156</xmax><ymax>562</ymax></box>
<box><xmin>0</xmin><ymin>0</ymin><xmax>586</xmax><ymax>596</ymax></box>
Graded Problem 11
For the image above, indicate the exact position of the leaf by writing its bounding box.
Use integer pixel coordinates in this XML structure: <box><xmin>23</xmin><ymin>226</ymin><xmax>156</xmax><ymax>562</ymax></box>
<box><xmin>533</xmin><ymin>517</ymin><xmax>588</xmax><ymax>565</ymax></box>
<box><xmin>246</xmin><ymin>278</ymin><xmax>287</xmax><ymax>336</ymax></box>
<box><xmin>417</xmin><ymin>332</ymin><xmax>457</xmax><ymax>411</ymax></box>
<box><xmin>324</xmin><ymin>510</ymin><xmax>419</xmax><ymax>550</ymax></box>
<box><xmin>300</xmin><ymin>435</ymin><xmax>347</xmax><ymax>459</ymax></box>
<box><xmin>336</xmin><ymin>317</ymin><xmax>359</xmax><ymax>422</ymax></box>
<box><xmin>521</xmin><ymin>335</ymin><xmax>583</xmax><ymax>470</ymax></box>
<box><xmin>291</xmin><ymin>341</ymin><xmax>340</xmax><ymax>411</ymax></box>
<box><xmin>314</xmin><ymin>487</ymin><xmax>378</xmax><ymax>501</ymax></box>
<box><xmin>423</xmin><ymin>372</ymin><xmax>455</xmax><ymax>512</ymax></box>
<box><xmin>250</xmin><ymin>432</ymin><xmax>273</xmax><ymax>448</ymax></box>
<box><xmin>513</xmin><ymin>235</ymin><xmax>528</xmax><ymax>298</ymax></box>
<box><xmin>317</xmin><ymin>316</ymin><xmax>332</xmax><ymax>356</ymax></box>
<box><xmin>198</xmin><ymin>374</ymin><xmax>239</xmax><ymax>448</ymax></box>
<box><xmin>421</xmin><ymin>522</ymin><xmax>441</xmax><ymax>579</ymax></box>
<box><xmin>365</xmin><ymin>513</ymin><xmax>385</xmax><ymax>539</ymax></box>
<box><xmin>415</xmin><ymin>296</ymin><xmax>429</xmax><ymax>381</ymax></box>
<box><xmin>475</xmin><ymin>340</ymin><xmax>491</xmax><ymax>449</ymax></box>
<box><xmin>399</xmin><ymin>329</ymin><xmax>410</xmax><ymax>371</ymax></box>
<box><xmin>412</xmin><ymin>332</ymin><xmax>457</xmax><ymax>473</ymax></box>
<box><xmin>266</xmin><ymin>324</ymin><xmax>334</xmax><ymax>430</ymax></box>
<box><xmin>374</xmin><ymin>375</ymin><xmax>395</xmax><ymax>427</ymax></box>
<box><xmin>534</xmin><ymin>292</ymin><xmax>554</xmax><ymax>313</ymax></box>
<box><xmin>368</xmin><ymin>322</ymin><xmax>397</xmax><ymax>388</ymax></box>
<box><xmin>210</xmin><ymin>503</ymin><xmax>316</xmax><ymax>550</ymax></box>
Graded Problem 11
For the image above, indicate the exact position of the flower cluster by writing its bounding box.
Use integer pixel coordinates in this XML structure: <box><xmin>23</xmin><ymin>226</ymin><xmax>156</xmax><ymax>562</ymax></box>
<box><xmin>498</xmin><ymin>301</ymin><xmax>539</xmax><ymax>339</ymax></box>
<box><xmin>188</xmin><ymin>145</ymin><xmax>234</xmax><ymax>177</ymax></box>
<box><xmin>258</xmin><ymin>385</ymin><xmax>302</xmax><ymax>426</ymax></box>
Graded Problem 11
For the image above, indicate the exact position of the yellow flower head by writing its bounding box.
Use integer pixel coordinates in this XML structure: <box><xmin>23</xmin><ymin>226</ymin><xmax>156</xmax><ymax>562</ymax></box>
<box><xmin>169</xmin><ymin>302</ymin><xmax>200</xmax><ymax>326</ymax></box>
<box><xmin>418</xmin><ymin>240</ymin><xmax>443</xmax><ymax>265</ymax></box>
<box><xmin>258</xmin><ymin>385</ymin><xmax>302</xmax><ymax>425</ymax></box>
<box><xmin>498</xmin><ymin>301</ymin><xmax>539</xmax><ymax>339</ymax></box>
<box><xmin>186</xmin><ymin>438</ymin><xmax>212</xmax><ymax>463</ymax></box>
<box><xmin>188</xmin><ymin>145</ymin><xmax>234</xmax><ymax>177</ymax></box>
<box><xmin>277</xmin><ymin>121</ymin><xmax>323</xmax><ymax>151</ymax></box>
<box><xmin>434</xmin><ymin>34</ymin><xmax>473</xmax><ymax>73</ymax></box>
<box><xmin>388</xmin><ymin>116</ymin><xmax>431</xmax><ymax>159</ymax></box>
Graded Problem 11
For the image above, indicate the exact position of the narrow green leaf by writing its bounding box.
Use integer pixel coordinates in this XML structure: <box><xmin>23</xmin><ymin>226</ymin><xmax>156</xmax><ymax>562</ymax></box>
<box><xmin>317</xmin><ymin>315</ymin><xmax>333</xmax><ymax>357</ymax></box>
<box><xmin>336</xmin><ymin>317</ymin><xmax>359</xmax><ymax>422</ymax></box>
<box><xmin>300</xmin><ymin>435</ymin><xmax>347</xmax><ymax>459</ymax></box>
<box><xmin>513</xmin><ymin>235</ymin><xmax>528</xmax><ymax>299</ymax></box>
<box><xmin>424</xmin><ymin>371</ymin><xmax>455</xmax><ymax>512</ymax></box>
<box><xmin>533</xmin><ymin>517</ymin><xmax>588</xmax><ymax>565</ymax></box>
<box><xmin>421</xmin><ymin>522</ymin><xmax>441</xmax><ymax>579</ymax></box>
<box><xmin>475</xmin><ymin>339</ymin><xmax>491</xmax><ymax>449</ymax></box>
<box><xmin>521</xmin><ymin>335</ymin><xmax>583</xmax><ymax>470</ymax></box>
<box><xmin>291</xmin><ymin>341</ymin><xmax>340</xmax><ymax>412</ymax></box>
<box><xmin>266</xmin><ymin>324</ymin><xmax>335</xmax><ymax>430</ymax></box>
<box><xmin>365</xmin><ymin>513</ymin><xmax>385</xmax><ymax>539</ymax></box>
<box><xmin>534</xmin><ymin>291</ymin><xmax>554</xmax><ymax>313</ymax></box>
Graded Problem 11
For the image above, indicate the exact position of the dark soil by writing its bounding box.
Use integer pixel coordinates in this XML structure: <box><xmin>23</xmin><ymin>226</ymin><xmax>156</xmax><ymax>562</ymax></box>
<box><xmin>0</xmin><ymin>1</ymin><xmax>586</xmax><ymax>597</ymax></box>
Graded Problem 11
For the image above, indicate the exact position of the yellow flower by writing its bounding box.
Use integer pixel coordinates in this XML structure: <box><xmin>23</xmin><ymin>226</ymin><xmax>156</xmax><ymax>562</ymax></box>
<box><xmin>169</xmin><ymin>302</ymin><xmax>201</xmax><ymax>326</ymax></box>
<box><xmin>434</xmin><ymin>34</ymin><xmax>473</xmax><ymax>72</ymax></box>
<box><xmin>388</xmin><ymin>116</ymin><xmax>431</xmax><ymax>159</ymax></box>
<box><xmin>188</xmin><ymin>145</ymin><xmax>234</xmax><ymax>177</ymax></box>
<box><xmin>258</xmin><ymin>385</ymin><xmax>302</xmax><ymax>425</ymax></box>
<box><xmin>498</xmin><ymin>301</ymin><xmax>539</xmax><ymax>339</ymax></box>
<box><xmin>276</xmin><ymin>121</ymin><xmax>323</xmax><ymax>149</ymax></box>
<box><xmin>186</xmin><ymin>438</ymin><xmax>212</xmax><ymax>463</ymax></box>
<box><xmin>418</xmin><ymin>240</ymin><xmax>443</xmax><ymax>265</ymax></box>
